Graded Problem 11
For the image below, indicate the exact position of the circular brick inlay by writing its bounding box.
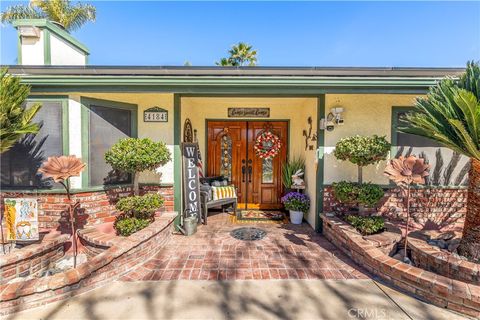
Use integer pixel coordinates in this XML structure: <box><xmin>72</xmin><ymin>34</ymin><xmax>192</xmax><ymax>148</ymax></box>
<box><xmin>230</xmin><ymin>227</ymin><xmax>267</xmax><ymax>241</ymax></box>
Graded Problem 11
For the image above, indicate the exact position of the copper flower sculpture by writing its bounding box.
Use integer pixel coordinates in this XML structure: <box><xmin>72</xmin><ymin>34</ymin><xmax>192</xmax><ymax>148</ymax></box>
<box><xmin>38</xmin><ymin>156</ymin><xmax>86</xmax><ymax>267</ymax></box>
<box><xmin>384</xmin><ymin>155</ymin><xmax>429</xmax><ymax>263</ymax></box>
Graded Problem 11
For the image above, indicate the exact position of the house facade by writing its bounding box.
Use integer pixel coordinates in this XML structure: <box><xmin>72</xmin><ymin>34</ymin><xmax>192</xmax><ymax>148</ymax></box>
<box><xmin>1</xmin><ymin>20</ymin><xmax>469</xmax><ymax>232</ymax></box>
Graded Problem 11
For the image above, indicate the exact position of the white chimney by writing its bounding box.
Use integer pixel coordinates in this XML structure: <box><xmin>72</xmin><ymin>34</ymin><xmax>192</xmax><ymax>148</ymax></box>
<box><xmin>13</xmin><ymin>19</ymin><xmax>89</xmax><ymax>66</ymax></box>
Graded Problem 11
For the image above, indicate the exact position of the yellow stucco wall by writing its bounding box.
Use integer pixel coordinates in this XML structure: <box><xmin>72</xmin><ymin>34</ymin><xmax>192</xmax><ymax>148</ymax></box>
<box><xmin>181</xmin><ymin>97</ymin><xmax>318</xmax><ymax>226</ymax></box>
<box><xmin>73</xmin><ymin>92</ymin><xmax>175</xmax><ymax>185</ymax></box>
<box><xmin>323</xmin><ymin>94</ymin><xmax>421</xmax><ymax>185</ymax></box>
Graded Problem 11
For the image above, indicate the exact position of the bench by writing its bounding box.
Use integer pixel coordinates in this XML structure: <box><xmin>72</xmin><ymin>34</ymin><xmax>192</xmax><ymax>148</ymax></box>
<box><xmin>199</xmin><ymin>176</ymin><xmax>237</xmax><ymax>225</ymax></box>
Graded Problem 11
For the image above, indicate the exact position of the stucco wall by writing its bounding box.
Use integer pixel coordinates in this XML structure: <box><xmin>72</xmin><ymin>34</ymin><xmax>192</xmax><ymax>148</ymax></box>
<box><xmin>50</xmin><ymin>33</ymin><xmax>86</xmax><ymax>65</ymax></box>
<box><xmin>19</xmin><ymin>30</ymin><xmax>45</xmax><ymax>65</ymax></box>
<box><xmin>323</xmin><ymin>94</ymin><xmax>420</xmax><ymax>185</ymax></box>
<box><xmin>181</xmin><ymin>97</ymin><xmax>317</xmax><ymax>225</ymax></box>
<box><xmin>72</xmin><ymin>93</ymin><xmax>175</xmax><ymax>185</ymax></box>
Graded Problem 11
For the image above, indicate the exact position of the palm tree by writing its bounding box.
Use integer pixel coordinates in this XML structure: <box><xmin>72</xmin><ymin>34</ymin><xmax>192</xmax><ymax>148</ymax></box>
<box><xmin>400</xmin><ymin>61</ymin><xmax>480</xmax><ymax>261</ymax></box>
<box><xmin>216</xmin><ymin>42</ymin><xmax>258</xmax><ymax>66</ymax></box>
<box><xmin>1</xmin><ymin>0</ymin><xmax>96</xmax><ymax>32</ymax></box>
<box><xmin>0</xmin><ymin>68</ymin><xmax>42</xmax><ymax>154</ymax></box>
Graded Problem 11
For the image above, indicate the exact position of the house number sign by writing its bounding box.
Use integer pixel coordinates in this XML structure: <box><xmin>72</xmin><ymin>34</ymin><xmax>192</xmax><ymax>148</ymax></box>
<box><xmin>228</xmin><ymin>108</ymin><xmax>270</xmax><ymax>118</ymax></box>
<box><xmin>144</xmin><ymin>107</ymin><xmax>168</xmax><ymax>122</ymax></box>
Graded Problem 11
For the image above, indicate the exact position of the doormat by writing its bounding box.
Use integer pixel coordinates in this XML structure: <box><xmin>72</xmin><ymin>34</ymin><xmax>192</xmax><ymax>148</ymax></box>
<box><xmin>230</xmin><ymin>227</ymin><xmax>267</xmax><ymax>241</ymax></box>
<box><xmin>230</xmin><ymin>210</ymin><xmax>287</xmax><ymax>224</ymax></box>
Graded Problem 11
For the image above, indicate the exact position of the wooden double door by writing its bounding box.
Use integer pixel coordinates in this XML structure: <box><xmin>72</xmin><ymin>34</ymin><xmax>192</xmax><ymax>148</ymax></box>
<box><xmin>207</xmin><ymin>121</ymin><xmax>288</xmax><ymax>209</ymax></box>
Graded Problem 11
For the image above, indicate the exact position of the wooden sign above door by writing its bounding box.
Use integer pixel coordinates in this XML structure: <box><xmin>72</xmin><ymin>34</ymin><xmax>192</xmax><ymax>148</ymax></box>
<box><xmin>228</xmin><ymin>108</ymin><xmax>270</xmax><ymax>118</ymax></box>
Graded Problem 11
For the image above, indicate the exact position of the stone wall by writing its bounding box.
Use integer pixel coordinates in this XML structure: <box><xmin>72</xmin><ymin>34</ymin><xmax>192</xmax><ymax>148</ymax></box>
<box><xmin>0</xmin><ymin>185</ymin><xmax>174</xmax><ymax>232</ymax></box>
<box><xmin>0</xmin><ymin>212</ymin><xmax>176</xmax><ymax>316</ymax></box>
<box><xmin>323</xmin><ymin>186</ymin><xmax>466</xmax><ymax>232</ymax></box>
<box><xmin>322</xmin><ymin>215</ymin><xmax>480</xmax><ymax>318</ymax></box>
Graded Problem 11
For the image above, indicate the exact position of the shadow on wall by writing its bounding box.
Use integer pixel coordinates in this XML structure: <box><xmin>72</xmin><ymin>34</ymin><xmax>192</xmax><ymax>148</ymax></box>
<box><xmin>395</xmin><ymin>147</ymin><xmax>470</xmax><ymax>186</ymax></box>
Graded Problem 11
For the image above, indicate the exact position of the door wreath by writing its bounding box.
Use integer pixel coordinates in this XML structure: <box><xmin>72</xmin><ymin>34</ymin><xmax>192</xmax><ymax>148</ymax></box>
<box><xmin>254</xmin><ymin>130</ymin><xmax>282</xmax><ymax>159</ymax></box>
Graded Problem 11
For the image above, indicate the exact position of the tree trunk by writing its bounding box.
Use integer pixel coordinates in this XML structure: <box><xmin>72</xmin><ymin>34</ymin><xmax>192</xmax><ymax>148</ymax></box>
<box><xmin>358</xmin><ymin>166</ymin><xmax>363</xmax><ymax>184</ymax></box>
<box><xmin>458</xmin><ymin>158</ymin><xmax>480</xmax><ymax>261</ymax></box>
<box><xmin>133</xmin><ymin>172</ymin><xmax>140</xmax><ymax>196</ymax></box>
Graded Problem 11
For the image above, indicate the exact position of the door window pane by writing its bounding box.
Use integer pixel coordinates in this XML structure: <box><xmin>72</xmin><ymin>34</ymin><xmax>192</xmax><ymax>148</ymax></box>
<box><xmin>220</xmin><ymin>134</ymin><xmax>232</xmax><ymax>182</ymax></box>
<box><xmin>88</xmin><ymin>105</ymin><xmax>132</xmax><ymax>186</ymax></box>
<box><xmin>262</xmin><ymin>158</ymin><xmax>273</xmax><ymax>183</ymax></box>
<box><xmin>1</xmin><ymin>101</ymin><xmax>63</xmax><ymax>189</ymax></box>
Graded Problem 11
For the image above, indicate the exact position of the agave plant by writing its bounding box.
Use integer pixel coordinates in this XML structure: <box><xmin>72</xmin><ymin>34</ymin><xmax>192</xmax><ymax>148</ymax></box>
<box><xmin>1</xmin><ymin>0</ymin><xmax>96</xmax><ymax>32</ymax></box>
<box><xmin>400</xmin><ymin>61</ymin><xmax>480</xmax><ymax>261</ymax></box>
<box><xmin>38</xmin><ymin>155</ymin><xmax>86</xmax><ymax>267</ymax></box>
<box><xmin>385</xmin><ymin>155</ymin><xmax>430</xmax><ymax>262</ymax></box>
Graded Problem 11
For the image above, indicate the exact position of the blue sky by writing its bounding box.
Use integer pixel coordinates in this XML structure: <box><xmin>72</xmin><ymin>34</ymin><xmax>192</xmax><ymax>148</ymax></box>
<box><xmin>1</xmin><ymin>1</ymin><xmax>479</xmax><ymax>67</ymax></box>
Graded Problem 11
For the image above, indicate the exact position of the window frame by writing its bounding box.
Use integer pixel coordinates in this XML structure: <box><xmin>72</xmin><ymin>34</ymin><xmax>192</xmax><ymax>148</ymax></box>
<box><xmin>1</xmin><ymin>95</ymin><xmax>69</xmax><ymax>191</ymax></box>
<box><xmin>80</xmin><ymin>97</ymin><xmax>138</xmax><ymax>188</ymax></box>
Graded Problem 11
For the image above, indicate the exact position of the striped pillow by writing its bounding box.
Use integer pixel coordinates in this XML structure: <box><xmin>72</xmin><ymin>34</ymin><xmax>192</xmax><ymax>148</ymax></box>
<box><xmin>212</xmin><ymin>185</ymin><xmax>236</xmax><ymax>200</ymax></box>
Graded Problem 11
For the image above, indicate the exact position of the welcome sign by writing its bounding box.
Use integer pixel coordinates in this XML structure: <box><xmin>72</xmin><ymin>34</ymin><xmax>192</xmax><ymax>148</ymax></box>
<box><xmin>181</xmin><ymin>143</ymin><xmax>201</xmax><ymax>221</ymax></box>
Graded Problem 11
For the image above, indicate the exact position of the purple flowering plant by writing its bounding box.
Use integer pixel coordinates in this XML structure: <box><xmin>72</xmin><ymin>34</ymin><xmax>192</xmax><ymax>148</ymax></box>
<box><xmin>281</xmin><ymin>192</ymin><xmax>310</xmax><ymax>213</ymax></box>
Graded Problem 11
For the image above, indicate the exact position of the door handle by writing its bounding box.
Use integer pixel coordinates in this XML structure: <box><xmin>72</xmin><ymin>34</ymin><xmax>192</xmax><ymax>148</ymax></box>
<box><xmin>241</xmin><ymin>159</ymin><xmax>246</xmax><ymax>182</ymax></box>
<box><xmin>247</xmin><ymin>159</ymin><xmax>253</xmax><ymax>183</ymax></box>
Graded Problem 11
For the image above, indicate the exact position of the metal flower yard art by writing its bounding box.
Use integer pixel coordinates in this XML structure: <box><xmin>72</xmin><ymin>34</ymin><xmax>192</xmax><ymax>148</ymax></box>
<box><xmin>384</xmin><ymin>155</ymin><xmax>430</xmax><ymax>262</ymax></box>
<box><xmin>38</xmin><ymin>155</ymin><xmax>86</xmax><ymax>267</ymax></box>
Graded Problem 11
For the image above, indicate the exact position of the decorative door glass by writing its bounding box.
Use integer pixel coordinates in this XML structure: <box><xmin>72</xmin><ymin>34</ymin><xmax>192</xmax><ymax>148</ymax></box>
<box><xmin>262</xmin><ymin>158</ymin><xmax>273</xmax><ymax>183</ymax></box>
<box><xmin>220</xmin><ymin>134</ymin><xmax>232</xmax><ymax>181</ymax></box>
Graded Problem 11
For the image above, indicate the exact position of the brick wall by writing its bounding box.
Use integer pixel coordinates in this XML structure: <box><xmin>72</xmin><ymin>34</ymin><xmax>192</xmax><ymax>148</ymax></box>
<box><xmin>0</xmin><ymin>233</ymin><xmax>69</xmax><ymax>284</ymax></box>
<box><xmin>0</xmin><ymin>185</ymin><xmax>174</xmax><ymax>232</ymax></box>
<box><xmin>0</xmin><ymin>213</ymin><xmax>176</xmax><ymax>315</ymax></box>
<box><xmin>323</xmin><ymin>186</ymin><xmax>466</xmax><ymax>232</ymax></box>
<box><xmin>409</xmin><ymin>237</ymin><xmax>479</xmax><ymax>285</ymax></box>
<box><xmin>322</xmin><ymin>215</ymin><xmax>480</xmax><ymax>318</ymax></box>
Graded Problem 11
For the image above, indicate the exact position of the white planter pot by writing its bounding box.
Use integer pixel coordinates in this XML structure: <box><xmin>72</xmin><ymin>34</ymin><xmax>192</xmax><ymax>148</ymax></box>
<box><xmin>289</xmin><ymin>210</ymin><xmax>303</xmax><ymax>224</ymax></box>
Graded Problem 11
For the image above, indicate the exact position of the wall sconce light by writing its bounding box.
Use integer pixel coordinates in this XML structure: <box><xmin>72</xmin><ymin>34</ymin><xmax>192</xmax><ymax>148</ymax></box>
<box><xmin>319</xmin><ymin>107</ymin><xmax>345</xmax><ymax>132</ymax></box>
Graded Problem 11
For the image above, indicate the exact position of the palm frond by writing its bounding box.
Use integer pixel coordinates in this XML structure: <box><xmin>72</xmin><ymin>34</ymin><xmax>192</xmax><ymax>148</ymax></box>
<box><xmin>1</xmin><ymin>4</ymin><xmax>44</xmax><ymax>23</ymax></box>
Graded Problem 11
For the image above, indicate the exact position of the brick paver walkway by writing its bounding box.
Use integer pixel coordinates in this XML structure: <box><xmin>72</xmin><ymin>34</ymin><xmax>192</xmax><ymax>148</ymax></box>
<box><xmin>121</xmin><ymin>212</ymin><xmax>369</xmax><ymax>281</ymax></box>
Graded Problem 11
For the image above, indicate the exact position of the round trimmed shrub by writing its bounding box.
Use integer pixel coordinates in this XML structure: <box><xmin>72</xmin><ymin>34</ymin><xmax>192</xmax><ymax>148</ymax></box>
<box><xmin>333</xmin><ymin>181</ymin><xmax>384</xmax><ymax>208</ymax></box>
<box><xmin>105</xmin><ymin>138</ymin><xmax>171</xmax><ymax>195</ymax></box>
<box><xmin>334</xmin><ymin>135</ymin><xmax>390</xmax><ymax>183</ymax></box>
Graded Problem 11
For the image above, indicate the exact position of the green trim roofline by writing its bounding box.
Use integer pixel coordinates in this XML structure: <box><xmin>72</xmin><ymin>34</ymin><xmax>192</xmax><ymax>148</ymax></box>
<box><xmin>13</xmin><ymin>19</ymin><xmax>90</xmax><ymax>54</ymax></box>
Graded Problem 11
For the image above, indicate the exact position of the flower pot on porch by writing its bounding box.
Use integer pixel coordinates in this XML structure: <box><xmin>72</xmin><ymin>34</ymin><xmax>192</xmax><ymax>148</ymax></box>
<box><xmin>289</xmin><ymin>210</ymin><xmax>303</xmax><ymax>224</ymax></box>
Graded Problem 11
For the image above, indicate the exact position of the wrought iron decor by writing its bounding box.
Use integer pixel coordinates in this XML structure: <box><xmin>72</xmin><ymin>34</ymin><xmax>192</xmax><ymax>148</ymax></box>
<box><xmin>144</xmin><ymin>106</ymin><xmax>168</xmax><ymax>122</ymax></box>
<box><xmin>228</xmin><ymin>108</ymin><xmax>270</xmax><ymax>118</ymax></box>
<box><xmin>183</xmin><ymin>118</ymin><xmax>193</xmax><ymax>142</ymax></box>
<box><xmin>303</xmin><ymin>116</ymin><xmax>317</xmax><ymax>150</ymax></box>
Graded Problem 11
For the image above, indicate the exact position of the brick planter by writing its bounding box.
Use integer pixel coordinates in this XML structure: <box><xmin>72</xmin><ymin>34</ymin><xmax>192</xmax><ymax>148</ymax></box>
<box><xmin>0</xmin><ymin>185</ymin><xmax>174</xmax><ymax>232</ymax></box>
<box><xmin>0</xmin><ymin>232</ymin><xmax>69</xmax><ymax>285</ymax></box>
<box><xmin>409</xmin><ymin>237</ymin><xmax>480</xmax><ymax>285</ymax></box>
<box><xmin>322</xmin><ymin>215</ymin><xmax>480</xmax><ymax>318</ymax></box>
<box><xmin>0</xmin><ymin>212</ymin><xmax>177</xmax><ymax>316</ymax></box>
<box><xmin>323</xmin><ymin>186</ymin><xmax>466</xmax><ymax>232</ymax></box>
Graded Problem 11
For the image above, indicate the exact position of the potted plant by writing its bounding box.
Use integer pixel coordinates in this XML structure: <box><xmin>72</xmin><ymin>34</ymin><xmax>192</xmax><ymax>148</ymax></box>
<box><xmin>281</xmin><ymin>157</ymin><xmax>305</xmax><ymax>194</ymax></box>
<box><xmin>281</xmin><ymin>192</ymin><xmax>310</xmax><ymax>224</ymax></box>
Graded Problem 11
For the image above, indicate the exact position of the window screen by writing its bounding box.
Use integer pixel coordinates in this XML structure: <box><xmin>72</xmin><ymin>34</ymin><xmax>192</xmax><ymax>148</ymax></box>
<box><xmin>1</xmin><ymin>101</ymin><xmax>63</xmax><ymax>189</ymax></box>
<box><xmin>394</xmin><ymin>110</ymin><xmax>469</xmax><ymax>186</ymax></box>
<box><xmin>88</xmin><ymin>105</ymin><xmax>133</xmax><ymax>186</ymax></box>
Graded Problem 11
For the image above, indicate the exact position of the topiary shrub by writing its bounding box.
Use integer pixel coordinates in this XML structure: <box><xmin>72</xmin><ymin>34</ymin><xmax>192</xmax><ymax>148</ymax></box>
<box><xmin>105</xmin><ymin>138</ymin><xmax>171</xmax><ymax>195</ymax></box>
<box><xmin>114</xmin><ymin>216</ymin><xmax>151</xmax><ymax>237</ymax></box>
<box><xmin>333</xmin><ymin>135</ymin><xmax>390</xmax><ymax>183</ymax></box>
<box><xmin>115</xmin><ymin>193</ymin><xmax>164</xmax><ymax>219</ymax></box>
<box><xmin>333</xmin><ymin>181</ymin><xmax>384</xmax><ymax>208</ymax></box>
<box><xmin>114</xmin><ymin>193</ymin><xmax>164</xmax><ymax>236</ymax></box>
<box><xmin>346</xmin><ymin>215</ymin><xmax>385</xmax><ymax>235</ymax></box>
